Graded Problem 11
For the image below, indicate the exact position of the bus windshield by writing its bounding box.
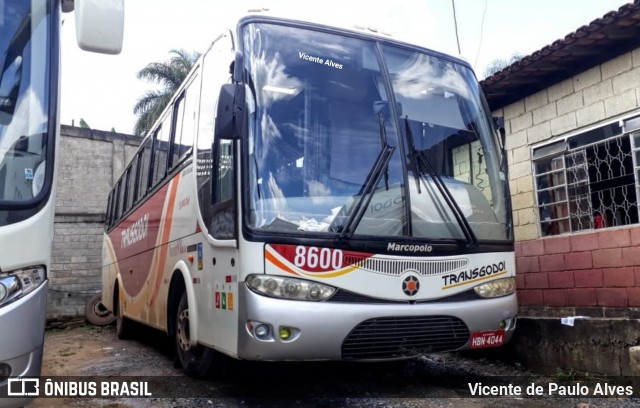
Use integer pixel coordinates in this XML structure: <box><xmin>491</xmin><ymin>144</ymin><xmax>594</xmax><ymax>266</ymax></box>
<box><xmin>0</xmin><ymin>0</ymin><xmax>50</xmax><ymax>203</ymax></box>
<box><xmin>243</xmin><ymin>23</ymin><xmax>509</xmax><ymax>242</ymax></box>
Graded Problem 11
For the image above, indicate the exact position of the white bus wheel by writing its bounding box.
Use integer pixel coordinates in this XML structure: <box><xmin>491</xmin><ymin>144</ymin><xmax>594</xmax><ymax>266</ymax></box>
<box><xmin>175</xmin><ymin>292</ymin><xmax>214</xmax><ymax>377</ymax></box>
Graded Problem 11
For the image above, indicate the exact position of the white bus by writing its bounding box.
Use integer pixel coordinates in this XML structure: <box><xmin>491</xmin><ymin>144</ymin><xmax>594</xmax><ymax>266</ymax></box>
<box><xmin>102</xmin><ymin>13</ymin><xmax>516</xmax><ymax>377</ymax></box>
<box><xmin>0</xmin><ymin>0</ymin><xmax>122</xmax><ymax>405</ymax></box>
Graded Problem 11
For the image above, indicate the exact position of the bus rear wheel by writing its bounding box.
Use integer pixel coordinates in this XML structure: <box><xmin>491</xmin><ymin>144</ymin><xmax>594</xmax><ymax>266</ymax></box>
<box><xmin>116</xmin><ymin>287</ymin><xmax>134</xmax><ymax>340</ymax></box>
<box><xmin>175</xmin><ymin>292</ymin><xmax>214</xmax><ymax>377</ymax></box>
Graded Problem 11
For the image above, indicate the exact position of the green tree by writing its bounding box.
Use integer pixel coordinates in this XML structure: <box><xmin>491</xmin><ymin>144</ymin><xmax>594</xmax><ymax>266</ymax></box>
<box><xmin>133</xmin><ymin>49</ymin><xmax>199</xmax><ymax>136</ymax></box>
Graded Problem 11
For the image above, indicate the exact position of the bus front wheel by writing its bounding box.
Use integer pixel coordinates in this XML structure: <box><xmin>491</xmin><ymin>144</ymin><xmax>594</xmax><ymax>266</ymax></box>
<box><xmin>175</xmin><ymin>292</ymin><xmax>214</xmax><ymax>377</ymax></box>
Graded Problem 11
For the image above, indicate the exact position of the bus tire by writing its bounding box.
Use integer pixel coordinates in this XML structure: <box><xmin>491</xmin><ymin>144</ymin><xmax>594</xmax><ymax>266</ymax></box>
<box><xmin>175</xmin><ymin>292</ymin><xmax>214</xmax><ymax>377</ymax></box>
<box><xmin>116</xmin><ymin>287</ymin><xmax>134</xmax><ymax>340</ymax></box>
<box><xmin>85</xmin><ymin>292</ymin><xmax>116</xmax><ymax>326</ymax></box>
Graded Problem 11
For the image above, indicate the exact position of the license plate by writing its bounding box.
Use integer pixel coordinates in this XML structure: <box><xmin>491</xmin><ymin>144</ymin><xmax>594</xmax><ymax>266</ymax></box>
<box><xmin>470</xmin><ymin>330</ymin><xmax>505</xmax><ymax>349</ymax></box>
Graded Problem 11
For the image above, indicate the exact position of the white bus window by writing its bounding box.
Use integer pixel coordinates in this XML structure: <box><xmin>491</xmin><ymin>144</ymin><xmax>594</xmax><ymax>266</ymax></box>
<box><xmin>137</xmin><ymin>138</ymin><xmax>152</xmax><ymax>200</ymax></box>
<box><xmin>242</xmin><ymin>23</ymin><xmax>405</xmax><ymax>235</ymax></box>
<box><xmin>211</xmin><ymin>139</ymin><xmax>235</xmax><ymax>239</ymax></box>
<box><xmin>152</xmin><ymin>119</ymin><xmax>170</xmax><ymax>186</ymax></box>
<box><xmin>126</xmin><ymin>156</ymin><xmax>138</xmax><ymax>210</ymax></box>
<box><xmin>0</xmin><ymin>0</ymin><xmax>49</xmax><ymax>203</ymax></box>
<box><xmin>196</xmin><ymin>33</ymin><xmax>234</xmax><ymax>232</ymax></box>
<box><xmin>116</xmin><ymin>179</ymin><xmax>125</xmax><ymax>220</ymax></box>
<box><xmin>105</xmin><ymin>192</ymin><xmax>113</xmax><ymax>227</ymax></box>
<box><xmin>171</xmin><ymin>94</ymin><xmax>186</xmax><ymax>166</ymax></box>
<box><xmin>173</xmin><ymin>75</ymin><xmax>199</xmax><ymax>165</ymax></box>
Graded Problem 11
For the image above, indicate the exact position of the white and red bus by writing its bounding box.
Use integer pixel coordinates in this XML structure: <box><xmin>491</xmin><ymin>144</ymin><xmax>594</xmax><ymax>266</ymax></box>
<box><xmin>0</xmin><ymin>0</ymin><xmax>123</xmax><ymax>405</ymax></box>
<box><xmin>102</xmin><ymin>13</ymin><xmax>516</xmax><ymax>377</ymax></box>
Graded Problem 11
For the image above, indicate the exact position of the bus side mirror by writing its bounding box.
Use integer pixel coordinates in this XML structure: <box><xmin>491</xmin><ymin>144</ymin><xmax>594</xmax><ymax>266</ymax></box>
<box><xmin>216</xmin><ymin>83</ymin><xmax>244</xmax><ymax>139</ymax></box>
<box><xmin>74</xmin><ymin>0</ymin><xmax>124</xmax><ymax>54</ymax></box>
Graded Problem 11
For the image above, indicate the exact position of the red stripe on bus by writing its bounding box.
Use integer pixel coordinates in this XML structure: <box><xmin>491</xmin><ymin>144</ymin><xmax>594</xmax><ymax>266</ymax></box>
<box><xmin>149</xmin><ymin>174</ymin><xmax>181</xmax><ymax>307</ymax></box>
<box><xmin>113</xmin><ymin>183</ymin><xmax>171</xmax><ymax>297</ymax></box>
<box><xmin>265</xmin><ymin>248</ymin><xmax>300</xmax><ymax>276</ymax></box>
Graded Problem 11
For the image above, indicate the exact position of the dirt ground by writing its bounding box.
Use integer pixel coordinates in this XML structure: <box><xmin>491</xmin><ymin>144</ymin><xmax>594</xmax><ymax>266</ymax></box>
<box><xmin>37</xmin><ymin>324</ymin><xmax>176</xmax><ymax>377</ymax></box>
<box><xmin>30</xmin><ymin>324</ymin><xmax>180</xmax><ymax>408</ymax></box>
<box><xmin>25</xmin><ymin>324</ymin><xmax>639</xmax><ymax>408</ymax></box>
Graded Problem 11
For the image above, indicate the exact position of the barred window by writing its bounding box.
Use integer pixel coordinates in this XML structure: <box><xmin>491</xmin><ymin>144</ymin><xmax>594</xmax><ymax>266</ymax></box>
<box><xmin>533</xmin><ymin>119</ymin><xmax>640</xmax><ymax>236</ymax></box>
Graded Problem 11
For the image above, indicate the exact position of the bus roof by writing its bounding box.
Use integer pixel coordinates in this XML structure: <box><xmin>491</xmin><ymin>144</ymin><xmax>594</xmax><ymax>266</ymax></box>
<box><xmin>233</xmin><ymin>12</ymin><xmax>471</xmax><ymax>70</ymax></box>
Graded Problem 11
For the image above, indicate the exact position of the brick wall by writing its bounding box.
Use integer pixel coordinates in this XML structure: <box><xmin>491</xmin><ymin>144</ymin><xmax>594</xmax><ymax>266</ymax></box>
<box><xmin>48</xmin><ymin>125</ymin><xmax>139</xmax><ymax>318</ymax></box>
<box><xmin>496</xmin><ymin>48</ymin><xmax>640</xmax><ymax>311</ymax></box>
<box><xmin>516</xmin><ymin>227</ymin><xmax>640</xmax><ymax>308</ymax></box>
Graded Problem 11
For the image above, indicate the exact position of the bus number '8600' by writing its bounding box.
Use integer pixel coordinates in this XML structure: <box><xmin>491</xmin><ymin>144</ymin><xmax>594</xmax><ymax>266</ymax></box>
<box><xmin>293</xmin><ymin>246</ymin><xmax>344</xmax><ymax>271</ymax></box>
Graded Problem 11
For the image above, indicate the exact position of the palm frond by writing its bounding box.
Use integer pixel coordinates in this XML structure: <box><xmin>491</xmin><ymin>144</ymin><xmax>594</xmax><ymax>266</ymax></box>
<box><xmin>133</xmin><ymin>89</ymin><xmax>164</xmax><ymax>116</ymax></box>
<box><xmin>133</xmin><ymin>48</ymin><xmax>199</xmax><ymax>135</ymax></box>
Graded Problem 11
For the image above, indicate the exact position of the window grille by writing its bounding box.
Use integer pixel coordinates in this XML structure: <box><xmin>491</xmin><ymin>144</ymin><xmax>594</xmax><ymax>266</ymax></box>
<box><xmin>533</xmin><ymin>122</ymin><xmax>639</xmax><ymax>236</ymax></box>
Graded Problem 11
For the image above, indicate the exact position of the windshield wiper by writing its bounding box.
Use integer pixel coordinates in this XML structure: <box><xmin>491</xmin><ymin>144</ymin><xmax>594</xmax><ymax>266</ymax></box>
<box><xmin>332</xmin><ymin>114</ymin><xmax>395</xmax><ymax>241</ymax></box>
<box><xmin>404</xmin><ymin>116</ymin><xmax>478</xmax><ymax>246</ymax></box>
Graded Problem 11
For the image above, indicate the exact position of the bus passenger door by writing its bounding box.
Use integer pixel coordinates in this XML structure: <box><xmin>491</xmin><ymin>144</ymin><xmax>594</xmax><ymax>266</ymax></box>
<box><xmin>205</xmin><ymin>137</ymin><xmax>239</xmax><ymax>354</ymax></box>
<box><xmin>193</xmin><ymin>31</ymin><xmax>239</xmax><ymax>355</ymax></box>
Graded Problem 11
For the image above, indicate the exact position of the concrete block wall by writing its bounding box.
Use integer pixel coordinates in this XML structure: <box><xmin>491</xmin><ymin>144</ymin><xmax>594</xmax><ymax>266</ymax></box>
<box><xmin>499</xmin><ymin>47</ymin><xmax>640</xmax><ymax>311</ymax></box>
<box><xmin>502</xmin><ymin>48</ymin><xmax>640</xmax><ymax>243</ymax></box>
<box><xmin>48</xmin><ymin>125</ymin><xmax>139</xmax><ymax>318</ymax></box>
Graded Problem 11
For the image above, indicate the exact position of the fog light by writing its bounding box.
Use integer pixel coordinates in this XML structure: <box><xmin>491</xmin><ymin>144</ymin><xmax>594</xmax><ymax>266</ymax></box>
<box><xmin>279</xmin><ymin>327</ymin><xmax>291</xmax><ymax>340</ymax></box>
<box><xmin>499</xmin><ymin>320</ymin><xmax>506</xmax><ymax>329</ymax></box>
<box><xmin>255</xmin><ymin>324</ymin><xmax>270</xmax><ymax>339</ymax></box>
<box><xmin>0</xmin><ymin>363</ymin><xmax>11</xmax><ymax>380</ymax></box>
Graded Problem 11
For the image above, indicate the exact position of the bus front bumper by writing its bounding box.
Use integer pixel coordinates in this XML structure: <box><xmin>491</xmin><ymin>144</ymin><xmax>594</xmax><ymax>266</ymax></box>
<box><xmin>237</xmin><ymin>286</ymin><xmax>517</xmax><ymax>361</ymax></box>
<box><xmin>0</xmin><ymin>281</ymin><xmax>47</xmax><ymax>408</ymax></box>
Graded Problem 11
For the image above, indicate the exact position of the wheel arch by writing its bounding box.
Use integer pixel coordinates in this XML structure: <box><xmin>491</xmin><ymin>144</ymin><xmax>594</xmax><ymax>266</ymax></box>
<box><xmin>112</xmin><ymin>274</ymin><xmax>123</xmax><ymax>317</ymax></box>
<box><xmin>167</xmin><ymin>261</ymin><xmax>199</xmax><ymax>346</ymax></box>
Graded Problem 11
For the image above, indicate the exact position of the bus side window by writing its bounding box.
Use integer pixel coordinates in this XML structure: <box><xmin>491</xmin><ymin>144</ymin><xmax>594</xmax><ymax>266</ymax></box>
<box><xmin>109</xmin><ymin>190</ymin><xmax>116</xmax><ymax>227</ymax></box>
<box><xmin>121</xmin><ymin>168</ymin><xmax>130</xmax><ymax>214</ymax></box>
<box><xmin>137</xmin><ymin>138</ymin><xmax>152</xmax><ymax>200</ymax></box>
<box><xmin>126</xmin><ymin>156</ymin><xmax>138</xmax><ymax>211</ymax></box>
<box><xmin>196</xmin><ymin>31</ymin><xmax>234</xmax><ymax>237</ymax></box>
<box><xmin>211</xmin><ymin>139</ymin><xmax>235</xmax><ymax>239</ymax></box>
<box><xmin>105</xmin><ymin>192</ymin><xmax>113</xmax><ymax>227</ymax></box>
<box><xmin>179</xmin><ymin>78</ymin><xmax>198</xmax><ymax>159</ymax></box>
<box><xmin>114</xmin><ymin>179</ymin><xmax>123</xmax><ymax>221</ymax></box>
<box><xmin>171</xmin><ymin>93</ymin><xmax>186</xmax><ymax>167</ymax></box>
<box><xmin>151</xmin><ymin>115</ymin><xmax>171</xmax><ymax>187</ymax></box>
<box><xmin>109</xmin><ymin>188</ymin><xmax>117</xmax><ymax>227</ymax></box>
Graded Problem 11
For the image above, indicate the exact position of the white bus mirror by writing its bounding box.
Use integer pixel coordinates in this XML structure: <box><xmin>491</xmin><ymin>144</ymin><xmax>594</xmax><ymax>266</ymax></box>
<box><xmin>74</xmin><ymin>0</ymin><xmax>124</xmax><ymax>55</ymax></box>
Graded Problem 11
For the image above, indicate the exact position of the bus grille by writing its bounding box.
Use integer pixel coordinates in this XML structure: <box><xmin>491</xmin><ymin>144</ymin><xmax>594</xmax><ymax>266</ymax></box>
<box><xmin>328</xmin><ymin>289</ymin><xmax>479</xmax><ymax>304</ymax></box>
<box><xmin>342</xmin><ymin>316</ymin><xmax>469</xmax><ymax>360</ymax></box>
<box><xmin>345</xmin><ymin>256</ymin><xmax>468</xmax><ymax>277</ymax></box>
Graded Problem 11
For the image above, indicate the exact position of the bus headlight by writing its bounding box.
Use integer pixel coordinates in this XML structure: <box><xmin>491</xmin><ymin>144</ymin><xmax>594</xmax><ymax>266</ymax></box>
<box><xmin>473</xmin><ymin>277</ymin><xmax>516</xmax><ymax>298</ymax></box>
<box><xmin>0</xmin><ymin>266</ymin><xmax>46</xmax><ymax>307</ymax></box>
<box><xmin>246</xmin><ymin>274</ymin><xmax>336</xmax><ymax>301</ymax></box>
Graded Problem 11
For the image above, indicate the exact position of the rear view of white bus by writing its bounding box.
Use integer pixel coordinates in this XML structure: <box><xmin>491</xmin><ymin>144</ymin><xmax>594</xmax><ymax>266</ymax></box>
<box><xmin>0</xmin><ymin>1</ymin><xmax>122</xmax><ymax>406</ymax></box>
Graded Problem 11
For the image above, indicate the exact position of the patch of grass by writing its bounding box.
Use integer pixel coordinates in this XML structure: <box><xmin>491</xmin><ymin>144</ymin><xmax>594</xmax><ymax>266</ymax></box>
<box><xmin>551</xmin><ymin>367</ymin><xmax>578</xmax><ymax>383</ymax></box>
